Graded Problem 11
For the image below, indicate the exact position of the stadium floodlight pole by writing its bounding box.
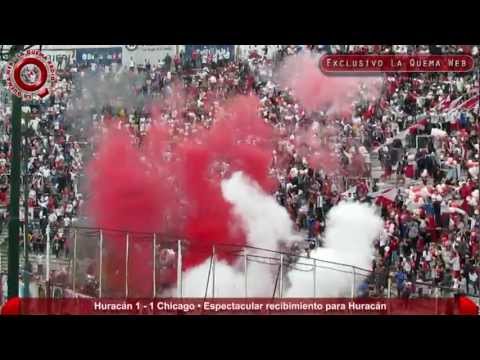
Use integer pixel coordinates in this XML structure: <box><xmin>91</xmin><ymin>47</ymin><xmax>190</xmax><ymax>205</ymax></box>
<box><xmin>22</xmin><ymin>123</ymin><xmax>31</xmax><ymax>298</ymax></box>
<box><xmin>7</xmin><ymin>44</ymin><xmax>24</xmax><ymax>299</ymax></box>
<box><xmin>477</xmin><ymin>66</ymin><xmax>479</xmax><ymax>193</ymax></box>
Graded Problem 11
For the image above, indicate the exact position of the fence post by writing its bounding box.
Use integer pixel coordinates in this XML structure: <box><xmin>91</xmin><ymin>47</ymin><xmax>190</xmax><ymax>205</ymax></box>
<box><xmin>212</xmin><ymin>245</ymin><xmax>216</xmax><ymax>298</ymax></box>
<box><xmin>99</xmin><ymin>230</ymin><xmax>103</xmax><ymax>298</ymax></box>
<box><xmin>244</xmin><ymin>248</ymin><xmax>248</xmax><ymax>298</ymax></box>
<box><xmin>177</xmin><ymin>240</ymin><xmax>182</xmax><ymax>298</ymax></box>
<box><xmin>46</xmin><ymin>225</ymin><xmax>50</xmax><ymax>282</ymax></box>
<box><xmin>153</xmin><ymin>233</ymin><xmax>156</xmax><ymax>298</ymax></box>
<box><xmin>351</xmin><ymin>267</ymin><xmax>356</xmax><ymax>299</ymax></box>
<box><xmin>313</xmin><ymin>259</ymin><xmax>317</xmax><ymax>298</ymax></box>
<box><xmin>387</xmin><ymin>276</ymin><xmax>392</xmax><ymax>298</ymax></box>
<box><xmin>23</xmin><ymin>223</ymin><xmax>26</xmax><ymax>260</ymax></box>
<box><xmin>125</xmin><ymin>233</ymin><xmax>129</xmax><ymax>299</ymax></box>
<box><xmin>72</xmin><ymin>229</ymin><xmax>77</xmax><ymax>293</ymax></box>
<box><xmin>279</xmin><ymin>254</ymin><xmax>284</xmax><ymax>298</ymax></box>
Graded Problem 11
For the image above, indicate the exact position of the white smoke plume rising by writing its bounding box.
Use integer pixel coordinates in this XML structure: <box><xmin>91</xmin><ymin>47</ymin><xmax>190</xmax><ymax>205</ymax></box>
<box><xmin>181</xmin><ymin>171</ymin><xmax>298</xmax><ymax>297</ymax></box>
<box><xmin>221</xmin><ymin>171</ymin><xmax>302</xmax><ymax>250</ymax></box>
<box><xmin>181</xmin><ymin>259</ymin><xmax>277</xmax><ymax>298</ymax></box>
<box><xmin>285</xmin><ymin>201</ymin><xmax>383</xmax><ymax>297</ymax></box>
<box><xmin>182</xmin><ymin>259</ymin><xmax>244</xmax><ymax>297</ymax></box>
<box><xmin>180</xmin><ymin>174</ymin><xmax>383</xmax><ymax>298</ymax></box>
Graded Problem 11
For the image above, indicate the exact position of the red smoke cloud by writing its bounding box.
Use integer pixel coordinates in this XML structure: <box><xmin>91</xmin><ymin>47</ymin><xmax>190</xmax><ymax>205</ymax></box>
<box><xmin>85</xmin><ymin>54</ymin><xmax>381</xmax><ymax>296</ymax></box>
<box><xmin>276</xmin><ymin>51</ymin><xmax>380</xmax><ymax>113</ymax></box>
<box><xmin>274</xmin><ymin>52</ymin><xmax>380</xmax><ymax>176</ymax></box>
<box><xmin>86</xmin><ymin>96</ymin><xmax>276</xmax><ymax>297</ymax></box>
<box><xmin>294</xmin><ymin>125</ymin><xmax>340</xmax><ymax>175</ymax></box>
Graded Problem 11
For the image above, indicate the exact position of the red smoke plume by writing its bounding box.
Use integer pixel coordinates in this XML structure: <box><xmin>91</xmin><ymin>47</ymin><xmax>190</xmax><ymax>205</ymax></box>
<box><xmin>294</xmin><ymin>125</ymin><xmax>340</xmax><ymax>175</ymax></box>
<box><xmin>85</xmin><ymin>54</ymin><xmax>381</xmax><ymax>296</ymax></box>
<box><xmin>86</xmin><ymin>96</ymin><xmax>276</xmax><ymax>296</ymax></box>
<box><xmin>276</xmin><ymin>51</ymin><xmax>380</xmax><ymax>113</ymax></box>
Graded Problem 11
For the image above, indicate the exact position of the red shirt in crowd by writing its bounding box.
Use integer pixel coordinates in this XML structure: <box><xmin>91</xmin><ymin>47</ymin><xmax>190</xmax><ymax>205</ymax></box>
<box><xmin>0</xmin><ymin>190</ymin><xmax>7</xmax><ymax>204</ymax></box>
<box><xmin>470</xmin><ymin>239</ymin><xmax>479</xmax><ymax>257</ymax></box>
<box><xmin>459</xmin><ymin>183</ymin><xmax>471</xmax><ymax>199</ymax></box>
<box><xmin>427</xmin><ymin>215</ymin><xmax>436</xmax><ymax>230</ymax></box>
<box><xmin>441</xmin><ymin>232</ymin><xmax>449</xmax><ymax>246</ymax></box>
<box><xmin>390</xmin><ymin>236</ymin><xmax>399</xmax><ymax>252</ymax></box>
<box><xmin>313</xmin><ymin>220</ymin><xmax>322</xmax><ymax>236</ymax></box>
<box><xmin>28</xmin><ymin>198</ymin><xmax>36</xmax><ymax>208</ymax></box>
<box><xmin>48</xmin><ymin>196</ymin><xmax>56</xmax><ymax>211</ymax></box>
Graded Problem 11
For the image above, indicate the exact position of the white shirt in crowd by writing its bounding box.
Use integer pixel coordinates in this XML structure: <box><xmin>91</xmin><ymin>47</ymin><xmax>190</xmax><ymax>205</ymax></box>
<box><xmin>423</xmin><ymin>249</ymin><xmax>432</xmax><ymax>262</ymax></box>
<box><xmin>48</xmin><ymin>212</ymin><xmax>57</xmax><ymax>224</ymax></box>
<box><xmin>451</xmin><ymin>255</ymin><xmax>461</xmax><ymax>272</ymax></box>
<box><xmin>66</xmin><ymin>203</ymin><xmax>73</xmax><ymax>214</ymax></box>
<box><xmin>30</xmin><ymin>117</ymin><xmax>40</xmax><ymax>133</ymax></box>
<box><xmin>469</xmin><ymin>271</ymin><xmax>478</xmax><ymax>283</ymax></box>
<box><xmin>56</xmin><ymin>207</ymin><xmax>64</xmax><ymax>218</ymax></box>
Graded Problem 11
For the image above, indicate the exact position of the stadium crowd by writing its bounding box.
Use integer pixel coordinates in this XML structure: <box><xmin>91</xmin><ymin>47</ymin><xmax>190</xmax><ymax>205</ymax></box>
<box><xmin>0</xmin><ymin>45</ymin><xmax>479</xmax><ymax>298</ymax></box>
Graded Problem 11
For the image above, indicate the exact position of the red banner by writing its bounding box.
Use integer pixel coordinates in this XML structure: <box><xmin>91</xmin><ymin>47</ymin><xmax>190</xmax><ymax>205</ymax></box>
<box><xmin>320</xmin><ymin>55</ymin><xmax>475</xmax><ymax>73</ymax></box>
<box><xmin>1</xmin><ymin>297</ymin><xmax>479</xmax><ymax>315</ymax></box>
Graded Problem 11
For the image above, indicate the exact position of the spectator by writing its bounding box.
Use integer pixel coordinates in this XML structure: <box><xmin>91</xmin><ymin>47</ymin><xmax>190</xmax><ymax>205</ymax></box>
<box><xmin>468</xmin><ymin>268</ymin><xmax>479</xmax><ymax>295</ymax></box>
<box><xmin>394</xmin><ymin>267</ymin><xmax>407</xmax><ymax>297</ymax></box>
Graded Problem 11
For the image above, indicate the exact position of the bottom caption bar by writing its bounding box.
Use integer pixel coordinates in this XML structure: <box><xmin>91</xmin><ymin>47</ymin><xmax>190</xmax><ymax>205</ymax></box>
<box><xmin>1</xmin><ymin>297</ymin><xmax>479</xmax><ymax>315</ymax></box>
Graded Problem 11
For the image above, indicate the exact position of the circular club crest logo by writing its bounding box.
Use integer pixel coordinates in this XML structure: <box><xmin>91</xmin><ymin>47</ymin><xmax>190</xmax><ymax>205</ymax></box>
<box><xmin>126</xmin><ymin>45</ymin><xmax>138</xmax><ymax>51</ymax></box>
<box><xmin>6</xmin><ymin>49</ymin><xmax>57</xmax><ymax>100</ymax></box>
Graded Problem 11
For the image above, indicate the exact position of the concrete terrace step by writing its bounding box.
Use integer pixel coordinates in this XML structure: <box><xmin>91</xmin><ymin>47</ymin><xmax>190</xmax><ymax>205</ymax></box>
<box><xmin>0</xmin><ymin>239</ymin><xmax>71</xmax><ymax>275</ymax></box>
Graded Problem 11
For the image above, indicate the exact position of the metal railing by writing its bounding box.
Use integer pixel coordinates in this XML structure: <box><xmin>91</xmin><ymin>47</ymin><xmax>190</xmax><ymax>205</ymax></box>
<box><xmin>48</xmin><ymin>227</ymin><xmax>374</xmax><ymax>299</ymax></box>
<box><xmin>3</xmin><ymin>226</ymin><xmax>478</xmax><ymax>302</ymax></box>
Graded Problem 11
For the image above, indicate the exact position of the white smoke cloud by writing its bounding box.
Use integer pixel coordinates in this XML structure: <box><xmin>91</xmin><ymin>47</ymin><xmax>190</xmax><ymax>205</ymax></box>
<box><xmin>285</xmin><ymin>249</ymin><xmax>353</xmax><ymax>297</ymax></box>
<box><xmin>181</xmin><ymin>258</ymin><xmax>277</xmax><ymax>298</ymax></box>
<box><xmin>182</xmin><ymin>259</ymin><xmax>244</xmax><ymax>298</ymax></box>
<box><xmin>285</xmin><ymin>201</ymin><xmax>383</xmax><ymax>297</ymax></box>
<box><xmin>323</xmin><ymin>201</ymin><xmax>383</xmax><ymax>267</ymax></box>
<box><xmin>221</xmin><ymin>171</ymin><xmax>302</xmax><ymax>250</ymax></box>
<box><xmin>180</xmin><ymin>171</ymin><xmax>298</xmax><ymax>297</ymax></box>
<box><xmin>178</xmin><ymin>175</ymin><xmax>384</xmax><ymax>298</ymax></box>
